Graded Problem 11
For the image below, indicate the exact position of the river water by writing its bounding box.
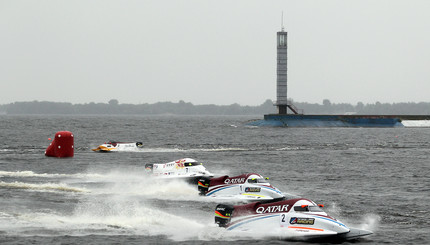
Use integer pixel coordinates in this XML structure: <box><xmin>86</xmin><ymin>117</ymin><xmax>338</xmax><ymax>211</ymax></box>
<box><xmin>0</xmin><ymin>115</ymin><xmax>429</xmax><ymax>244</ymax></box>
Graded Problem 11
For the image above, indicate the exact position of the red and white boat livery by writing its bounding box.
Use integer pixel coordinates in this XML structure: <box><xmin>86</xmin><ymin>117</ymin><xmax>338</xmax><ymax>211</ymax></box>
<box><xmin>215</xmin><ymin>198</ymin><xmax>372</xmax><ymax>241</ymax></box>
<box><xmin>198</xmin><ymin>173</ymin><xmax>284</xmax><ymax>201</ymax></box>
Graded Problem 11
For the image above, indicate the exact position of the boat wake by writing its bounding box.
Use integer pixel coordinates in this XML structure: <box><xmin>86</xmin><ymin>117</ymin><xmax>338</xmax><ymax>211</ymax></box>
<box><xmin>0</xmin><ymin>170</ymin><xmax>104</xmax><ymax>179</ymax></box>
<box><xmin>0</xmin><ymin>181</ymin><xmax>88</xmax><ymax>193</ymax></box>
<box><xmin>0</xmin><ymin>167</ymin><xmax>379</xmax><ymax>242</ymax></box>
<box><xmin>356</xmin><ymin>213</ymin><xmax>381</xmax><ymax>232</ymax></box>
<box><xmin>113</xmin><ymin>147</ymin><xmax>247</xmax><ymax>153</ymax></box>
<box><xmin>0</xmin><ymin>203</ymin><xmax>211</xmax><ymax>240</ymax></box>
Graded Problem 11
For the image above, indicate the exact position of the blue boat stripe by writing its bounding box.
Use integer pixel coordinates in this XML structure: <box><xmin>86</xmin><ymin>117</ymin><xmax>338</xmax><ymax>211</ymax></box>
<box><xmin>312</xmin><ymin>215</ymin><xmax>347</xmax><ymax>228</ymax></box>
<box><xmin>260</xmin><ymin>186</ymin><xmax>282</xmax><ymax>195</ymax></box>
<box><xmin>227</xmin><ymin>214</ymin><xmax>278</xmax><ymax>230</ymax></box>
<box><xmin>208</xmin><ymin>185</ymin><xmax>281</xmax><ymax>196</ymax></box>
<box><xmin>206</xmin><ymin>186</ymin><xmax>234</xmax><ymax>196</ymax></box>
<box><xmin>226</xmin><ymin>214</ymin><xmax>348</xmax><ymax>231</ymax></box>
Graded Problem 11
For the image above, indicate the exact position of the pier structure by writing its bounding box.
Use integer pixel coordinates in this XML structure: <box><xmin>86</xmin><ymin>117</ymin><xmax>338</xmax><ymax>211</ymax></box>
<box><xmin>246</xmin><ymin>23</ymin><xmax>430</xmax><ymax>127</ymax></box>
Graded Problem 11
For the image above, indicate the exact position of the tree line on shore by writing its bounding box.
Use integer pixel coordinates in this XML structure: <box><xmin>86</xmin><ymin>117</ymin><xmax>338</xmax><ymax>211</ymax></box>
<box><xmin>1</xmin><ymin>99</ymin><xmax>430</xmax><ymax>115</ymax></box>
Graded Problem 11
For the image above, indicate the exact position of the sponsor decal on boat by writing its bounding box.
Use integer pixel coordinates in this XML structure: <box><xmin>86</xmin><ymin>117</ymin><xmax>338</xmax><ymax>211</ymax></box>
<box><xmin>256</xmin><ymin>204</ymin><xmax>289</xmax><ymax>214</ymax></box>
<box><xmin>245</xmin><ymin>187</ymin><xmax>261</xmax><ymax>192</ymax></box>
<box><xmin>224</xmin><ymin>178</ymin><xmax>245</xmax><ymax>184</ymax></box>
<box><xmin>289</xmin><ymin>217</ymin><xmax>315</xmax><ymax>225</ymax></box>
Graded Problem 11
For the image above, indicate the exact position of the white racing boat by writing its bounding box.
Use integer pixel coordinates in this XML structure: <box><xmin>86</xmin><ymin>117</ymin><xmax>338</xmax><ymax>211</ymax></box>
<box><xmin>92</xmin><ymin>141</ymin><xmax>143</xmax><ymax>152</ymax></box>
<box><xmin>144</xmin><ymin>158</ymin><xmax>213</xmax><ymax>184</ymax></box>
<box><xmin>214</xmin><ymin>197</ymin><xmax>372</xmax><ymax>241</ymax></box>
<box><xmin>197</xmin><ymin>173</ymin><xmax>284</xmax><ymax>201</ymax></box>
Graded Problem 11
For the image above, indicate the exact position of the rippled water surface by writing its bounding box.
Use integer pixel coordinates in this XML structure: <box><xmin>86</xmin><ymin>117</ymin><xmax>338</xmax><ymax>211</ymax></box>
<box><xmin>0</xmin><ymin>115</ymin><xmax>429</xmax><ymax>244</ymax></box>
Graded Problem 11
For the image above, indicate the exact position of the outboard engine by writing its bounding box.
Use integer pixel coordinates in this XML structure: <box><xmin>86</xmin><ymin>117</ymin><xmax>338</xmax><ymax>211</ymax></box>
<box><xmin>215</xmin><ymin>204</ymin><xmax>234</xmax><ymax>227</ymax></box>
<box><xmin>145</xmin><ymin>163</ymin><xmax>153</xmax><ymax>173</ymax></box>
<box><xmin>198</xmin><ymin>177</ymin><xmax>211</xmax><ymax>196</ymax></box>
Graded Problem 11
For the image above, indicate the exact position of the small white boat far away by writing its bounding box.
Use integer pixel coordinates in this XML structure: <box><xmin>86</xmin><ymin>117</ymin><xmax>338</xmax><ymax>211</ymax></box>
<box><xmin>92</xmin><ymin>141</ymin><xmax>143</xmax><ymax>152</ymax></box>
<box><xmin>144</xmin><ymin>158</ymin><xmax>214</xmax><ymax>184</ymax></box>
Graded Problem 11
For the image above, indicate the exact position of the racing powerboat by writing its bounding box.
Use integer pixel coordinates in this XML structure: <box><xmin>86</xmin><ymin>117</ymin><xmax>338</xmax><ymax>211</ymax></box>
<box><xmin>145</xmin><ymin>158</ymin><xmax>213</xmax><ymax>184</ymax></box>
<box><xmin>214</xmin><ymin>198</ymin><xmax>372</xmax><ymax>241</ymax></box>
<box><xmin>198</xmin><ymin>173</ymin><xmax>284</xmax><ymax>201</ymax></box>
<box><xmin>92</xmin><ymin>141</ymin><xmax>143</xmax><ymax>152</ymax></box>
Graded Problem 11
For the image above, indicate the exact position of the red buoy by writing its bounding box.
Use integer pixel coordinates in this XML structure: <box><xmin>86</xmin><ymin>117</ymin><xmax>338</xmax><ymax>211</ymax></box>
<box><xmin>45</xmin><ymin>131</ymin><xmax>74</xmax><ymax>157</ymax></box>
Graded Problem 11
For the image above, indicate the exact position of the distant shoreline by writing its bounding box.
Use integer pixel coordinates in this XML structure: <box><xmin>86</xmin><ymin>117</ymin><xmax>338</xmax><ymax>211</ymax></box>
<box><xmin>0</xmin><ymin>99</ymin><xmax>429</xmax><ymax>115</ymax></box>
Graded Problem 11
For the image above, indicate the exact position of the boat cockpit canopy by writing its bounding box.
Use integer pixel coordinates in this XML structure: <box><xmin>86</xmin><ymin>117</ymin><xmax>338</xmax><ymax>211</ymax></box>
<box><xmin>184</xmin><ymin>162</ymin><xmax>203</xmax><ymax>166</ymax></box>
<box><xmin>247</xmin><ymin>177</ymin><xmax>269</xmax><ymax>184</ymax></box>
<box><xmin>294</xmin><ymin>205</ymin><xmax>323</xmax><ymax>212</ymax></box>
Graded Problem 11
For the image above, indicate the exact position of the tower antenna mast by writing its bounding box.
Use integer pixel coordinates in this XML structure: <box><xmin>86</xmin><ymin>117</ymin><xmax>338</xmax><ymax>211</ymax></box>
<box><xmin>281</xmin><ymin>11</ymin><xmax>285</xmax><ymax>31</ymax></box>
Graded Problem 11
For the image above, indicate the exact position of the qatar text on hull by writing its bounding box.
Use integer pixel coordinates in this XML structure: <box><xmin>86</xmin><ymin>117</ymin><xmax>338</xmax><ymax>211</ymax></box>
<box><xmin>92</xmin><ymin>141</ymin><xmax>143</xmax><ymax>152</ymax></box>
<box><xmin>215</xmin><ymin>198</ymin><xmax>372</xmax><ymax>241</ymax></box>
<box><xmin>145</xmin><ymin>158</ymin><xmax>214</xmax><ymax>184</ymax></box>
<box><xmin>198</xmin><ymin>173</ymin><xmax>284</xmax><ymax>201</ymax></box>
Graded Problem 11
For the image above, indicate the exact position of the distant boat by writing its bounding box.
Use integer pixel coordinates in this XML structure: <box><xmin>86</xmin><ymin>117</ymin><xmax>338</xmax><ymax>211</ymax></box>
<box><xmin>92</xmin><ymin>141</ymin><xmax>143</xmax><ymax>152</ymax></box>
<box><xmin>144</xmin><ymin>158</ymin><xmax>213</xmax><ymax>184</ymax></box>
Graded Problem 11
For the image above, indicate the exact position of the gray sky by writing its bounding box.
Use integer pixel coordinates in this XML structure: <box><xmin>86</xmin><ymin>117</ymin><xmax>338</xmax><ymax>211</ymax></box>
<box><xmin>1</xmin><ymin>0</ymin><xmax>429</xmax><ymax>106</ymax></box>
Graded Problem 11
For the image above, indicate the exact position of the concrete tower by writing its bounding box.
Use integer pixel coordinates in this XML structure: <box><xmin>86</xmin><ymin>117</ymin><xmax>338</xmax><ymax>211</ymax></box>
<box><xmin>276</xmin><ymin>28</ymin><xmax>288</xmax><ymax>114</ymax></box>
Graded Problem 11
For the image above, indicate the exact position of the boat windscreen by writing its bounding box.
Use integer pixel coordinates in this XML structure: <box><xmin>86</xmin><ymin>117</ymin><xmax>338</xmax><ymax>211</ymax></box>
<box><xmin>308</xmin><ymin>205</ymin><xmax>323</xmax><ymax>212</ymax></box>
<box><xmin>294</xmin><ymin>205</ymin><xmax>323</xmax><ymax>212</ymax></box>
<box><xmin>184</xmin><ymin>162</ymin><xmax>202</xmax><ymax>166</ymax></box>
<box><xmin>247</xmin><ymin>178</ymin><xmax>268</xmax><ymax>184</ymax></box>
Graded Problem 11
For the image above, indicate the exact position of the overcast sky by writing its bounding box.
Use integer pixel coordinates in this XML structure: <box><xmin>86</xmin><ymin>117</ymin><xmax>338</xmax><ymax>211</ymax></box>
<box><xmin>1</xmin><ymin>0</ymin><xmax>429</xmax><ymax>106</ymax></box>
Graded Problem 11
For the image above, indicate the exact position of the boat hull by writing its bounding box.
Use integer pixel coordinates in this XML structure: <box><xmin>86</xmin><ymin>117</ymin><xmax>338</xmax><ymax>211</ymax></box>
<box><xmin>92</xmin><ymin>142</ymin><xmax>143</xmax><ymax>152</ymax></box>
<box><xmin>215</xmin><ymin>198</ymin><xmax>372</xmax><ymax>241</ymax></box>
<box><xmin>199</xmin><ymin>174</ymin><xmax>284</xmax><ymax>201</ymax></box>
<box><xmin>145</xmin><ymin>158</ymin><xmax>214</xmax><ymax>184</ymax></box>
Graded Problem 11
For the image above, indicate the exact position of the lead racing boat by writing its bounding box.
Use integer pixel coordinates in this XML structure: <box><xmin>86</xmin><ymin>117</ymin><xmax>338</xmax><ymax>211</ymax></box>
<box><xmin>197</xmin><ymin>173</ymin><xmax>284</xmax><ymax>201</ymax></box>
<box><xmin>144</xmin><ymin>158</ymin><xmax>213</xmax><ymax>184</ymax></box>
<box><xmin>92</xmin><ymin>141</ymin><xmax>143</xmax><ymax>152</ymax></box>
<box><xmin>214</xmin><ymin>198</ymin><xmax>372</xmax><ymax>241</ymax></box>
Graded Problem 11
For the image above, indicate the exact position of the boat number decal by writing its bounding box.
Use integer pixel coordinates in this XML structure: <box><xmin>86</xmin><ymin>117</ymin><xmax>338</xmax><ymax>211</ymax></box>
<box><xmin>289</xmin><ymin>217</ymin><xmax>315</xmax><ymax>225</ymax></box>
<box><xmin>245</xmin><ymin>187</ymin><xmax>261</xmax><ymax>192</ymax></box>
<box><xmin>280</xmin><ymin>213</ymin><xmax>289</xmax><ymax>227</ymax></box>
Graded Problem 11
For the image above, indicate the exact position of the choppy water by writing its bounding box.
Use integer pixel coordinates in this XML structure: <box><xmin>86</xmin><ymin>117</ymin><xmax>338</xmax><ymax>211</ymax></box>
<box><xmin>0</xmin><ymin>115</ymin><xmax>429</xmax><ymax>244</ymax></box>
